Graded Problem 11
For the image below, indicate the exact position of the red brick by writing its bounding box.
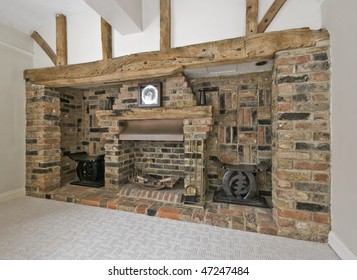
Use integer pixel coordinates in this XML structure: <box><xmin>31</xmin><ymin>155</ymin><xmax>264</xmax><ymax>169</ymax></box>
<box><xmin>276</xmin><ymin>208</ymin><xmax>311</xmax><ymax>221</ymax></box>
<box><xmin>157</xmin><ymin>206</ymin><xmax>181</xmax><ymax>220</ymax></box>
<box><xmin>313</xmin><ymin>213</ymin><xmax>330</xmax><ymax>224</ymax></box>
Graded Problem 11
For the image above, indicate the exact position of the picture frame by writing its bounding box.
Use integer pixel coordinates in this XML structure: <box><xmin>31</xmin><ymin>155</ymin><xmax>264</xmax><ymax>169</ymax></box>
<box><xmin>138</xmin><ymin>83</ymin><xmax>161</xmax><ymax>108</ymax></box>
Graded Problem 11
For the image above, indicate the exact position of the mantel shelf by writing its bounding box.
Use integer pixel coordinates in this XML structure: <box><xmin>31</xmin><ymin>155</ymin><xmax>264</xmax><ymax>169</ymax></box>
<box><xmin>96</xmin><ymin>106</ymin><xmax>213</xmax><ymax>121</ymax></box>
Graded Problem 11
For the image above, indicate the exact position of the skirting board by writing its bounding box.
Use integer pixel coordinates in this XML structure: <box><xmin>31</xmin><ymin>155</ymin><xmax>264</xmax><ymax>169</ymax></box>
<box><xmin>0</xmin><ymin>188</ymin><xmax>26</xmax><ymax>203</ymax></box>
<box><xmin>329</xmin><ymin>231</ymin><xmax>357</xmax><ymax>260</ymax></box>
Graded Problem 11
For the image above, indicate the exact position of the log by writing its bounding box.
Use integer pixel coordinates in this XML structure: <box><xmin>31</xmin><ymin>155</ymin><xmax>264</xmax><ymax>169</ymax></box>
<box><xmin>56</xmin><ymin>14</ymin><xmax>67</xmax><ymax>66</ymax></box>
<box><xmin>24</xmin><ymin>28</ymin><xmax>329</xmax><ymax>88</ymax></box>
<box><xmin>258</xmin><ymin>0</ymin><xmax>287</xmax><ymax>33</ymax></box>
<box><xmin>246</xmin><ymin>0</ymin><xmax>259</xmax><ymax>35</ymax></box>
<box><xmin>31</xmin><ymin>31</ymin><xmax>57</xmax><ymax>65</ymax></box>
<box><xmin>160</xmin><ymin>0</ymin><xmax>171</xmax><ymax>52</ymax></box>
<box><xmin>101</xmin><ymin>18</ymin><xmax>112</xmax><ymax>60</ymax></box>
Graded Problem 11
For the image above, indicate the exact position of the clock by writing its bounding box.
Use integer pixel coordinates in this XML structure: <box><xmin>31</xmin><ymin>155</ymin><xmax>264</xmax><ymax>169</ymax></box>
<box><xmin>138</xmin><ymin>83</ymin><xmax>161</xmax><ymax>108</ymax></box>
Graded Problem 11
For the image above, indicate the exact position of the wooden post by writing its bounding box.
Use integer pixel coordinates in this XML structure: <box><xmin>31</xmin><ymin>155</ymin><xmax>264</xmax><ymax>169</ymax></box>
<box><xmin>101</xmin><ymin>18</ymin><xmax>112</xmax><ymax>60</ymax></box>
<box><xmin>258</xmin><ymin>0</ymin><xmax>287</xmax><ymax>33</ymax></box>
<box><xmin>31</xmin><ymin>31</ymin><xmax>57</xmax><ymax>65</ymax></box>
<box><xmin>56</xmin><ymin>14</ymin><xmax>67</xmax><ymax>66</ymax></box>
<box><xmin>246</xmin><ymin>0</ymin><xmax>259</xmax><ymax>35</ymax></box>
<box><xmin>160</xmin><ymin>0</ymin><xmax>171</xmax><ymax>52</ymax></box>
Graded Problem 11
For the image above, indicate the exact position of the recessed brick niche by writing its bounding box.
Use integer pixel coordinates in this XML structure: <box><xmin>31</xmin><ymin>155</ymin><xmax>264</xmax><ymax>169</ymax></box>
<box><xmin>25</xmin><ymin>43</ymin><xmax>331</xmax><ymax>242</ymax></box>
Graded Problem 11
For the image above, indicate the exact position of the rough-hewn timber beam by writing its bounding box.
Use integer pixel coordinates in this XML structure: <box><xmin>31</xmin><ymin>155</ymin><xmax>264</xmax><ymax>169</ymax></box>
<box><xmin>246</xmin><ymin>0</ymin><xmax>259</xmax><ymax>35</ymax></box>
<box><xmin>24</xmin><ymin>28</ymin><xmax>329</xmax><ymax>88</ymax></box>
<box><xmin>101</xmin><ymin>17</ymin><xmax>112</xmax><ymax>60</ymax></box>
<box><xmin>258</xmin><ymin>0</ymin><xmax>287</xmax><ymax>33</ymax></box>
<box><xmin>160</xmin><ymin>0</ymin><xmax>171</xmax><ymax>52</ymax></box>
<box><xmin>31</xmin><ymin>31</ymin><xmax>57</xmax><ymax>65</ymax></box>
<box><xmin>56</xmin><ymin>14</ymin><xmax>68</xmax><ymax>66</ymax></box>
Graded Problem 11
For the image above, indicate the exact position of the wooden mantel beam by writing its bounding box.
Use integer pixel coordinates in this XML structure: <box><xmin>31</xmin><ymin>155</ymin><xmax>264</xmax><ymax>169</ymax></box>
<box><xmin>24</xmin><ymin>28</ymin><xmax>329</xmax><ymax>88</ymax></box>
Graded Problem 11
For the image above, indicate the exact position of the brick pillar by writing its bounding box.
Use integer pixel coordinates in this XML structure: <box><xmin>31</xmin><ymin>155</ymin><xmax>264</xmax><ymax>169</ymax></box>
<box><xmin>26</xmin><ymin>83</ymin><xmax>61</xmax><ymax>196</ymax></box>
<box><xmin>272</xmin><ymin>44</ymin><xmax>331</xmax><ymax>242</ymax></box>
<box><xmin>183</xmin><ymin>117</ymin><xmax>214</xmax><ymax>204</ymax></box>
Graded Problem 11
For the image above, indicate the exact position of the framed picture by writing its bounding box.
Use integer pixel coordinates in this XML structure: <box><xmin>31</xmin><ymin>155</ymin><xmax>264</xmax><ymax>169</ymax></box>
<box><xmin>138</xmin><ymin>83</ymin><xmax>161</xmax><ymax>108</ymax></box>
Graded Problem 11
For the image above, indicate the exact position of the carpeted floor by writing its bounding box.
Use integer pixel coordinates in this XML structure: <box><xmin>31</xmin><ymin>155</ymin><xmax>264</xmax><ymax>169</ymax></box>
<box><xmin>0</xmin><ymin>196</ymin><xmax>339</xmax><ymax>260</ymax></box>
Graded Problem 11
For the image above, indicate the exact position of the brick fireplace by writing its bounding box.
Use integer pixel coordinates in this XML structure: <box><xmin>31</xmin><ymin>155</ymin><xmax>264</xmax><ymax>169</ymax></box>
<box><xmin>25</xmin><ymin>43</ymin><xmax>331</xmax><ymax>242</ymax></box>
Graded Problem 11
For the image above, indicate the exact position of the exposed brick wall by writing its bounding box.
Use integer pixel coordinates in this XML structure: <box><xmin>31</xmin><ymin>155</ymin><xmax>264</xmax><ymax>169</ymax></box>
<box><xmin>134</xmin><ymin>141</ymin><xmax>185</xmax><ymax>177</ymax></box>
<box><xmin>26</xmin><ymin>84</ymin><xmax>61</xmax><ymax>195</ymax></box>
<box><xmin>190</xmin><ymin>73</ymin><xmax>273</xmax><ymax>194</ymax></box>
<box><xmin>272</xmin><ymin>45</ymin><xmax>331</xmax><ymax>242</ymax></box>
<box><xmin>59</xmin><ymin>89</ymin><xmax>83</xmax><ymax>184</ymax></box>
<box><xmin>82</xmin><ymin>87</ymin><xmax>120</xmax><ymax>156</ymax></box>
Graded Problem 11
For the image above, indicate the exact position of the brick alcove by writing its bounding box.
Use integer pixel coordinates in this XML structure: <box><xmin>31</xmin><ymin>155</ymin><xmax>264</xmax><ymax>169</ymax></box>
<box><xmin>25</xmin><ymin>43</ymin><xmax>331</xmax><ymax>242</ymax></box>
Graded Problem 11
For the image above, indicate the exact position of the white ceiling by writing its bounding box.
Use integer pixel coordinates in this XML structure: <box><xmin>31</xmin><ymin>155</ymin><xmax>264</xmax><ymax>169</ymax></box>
<box><xmin>0</xmin><ymin>0</ymin><xmax>327</xmax><ymax>36</ymax></box>
<box><xmin>0</xmin><ymin>0</ymin><xmax>93</xmax><ymax>34</ymax></box>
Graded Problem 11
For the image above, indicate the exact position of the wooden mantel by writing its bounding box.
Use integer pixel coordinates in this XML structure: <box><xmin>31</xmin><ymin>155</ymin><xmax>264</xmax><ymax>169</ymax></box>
<box><xmin>24</xmin><ymin>27</ymin><xmax>329</xmax><ymax>88</ymax></box>
<box><xmin>96</xmin><ymin>106</ymin><xmax>213</xmax><ymax>121</ymax></box>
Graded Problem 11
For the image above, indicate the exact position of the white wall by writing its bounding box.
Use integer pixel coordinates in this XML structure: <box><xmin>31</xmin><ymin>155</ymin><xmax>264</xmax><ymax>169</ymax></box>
<box><xmin>322</xmin><ymin>0</ymin><xmax>357</xmax><ymax>259</ymax></box>
<box><xmin>0</xmin><ymin>22</ymin><xmax>33</xmax><ymax>201</ymax></box>
<box><xmin>33</xmin><ymin>0</ymin><xmax>322</xmax><ymax>68</ymax></box>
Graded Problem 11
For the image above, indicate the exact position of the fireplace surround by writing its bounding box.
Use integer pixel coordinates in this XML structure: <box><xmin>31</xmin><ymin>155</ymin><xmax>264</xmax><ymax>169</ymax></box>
<box><xmin>25</xmin><ymin>43</ymin><xmax>331</xmax><ymax>242</ymax></box>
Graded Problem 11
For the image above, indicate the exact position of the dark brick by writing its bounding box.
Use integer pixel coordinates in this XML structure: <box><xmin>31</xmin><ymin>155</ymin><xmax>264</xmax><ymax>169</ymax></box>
<box><xmin>293</xmin><ymin>93</ymin><xmax>309</xmax><ymax>102</ymax></box>
<box><xmin>26</xmin><ymin>151</ymin><xmax>38</xmax><ymax>155</ymax></box>
<box><xmin>95</xmin><ymin>90</ymin><xmax>106</xmax><ymax>95</ymax></box>
<box><xmin>26</xmin><ymin>139</ymin><xmax>37</xmax><ymax>144</ymax></box>
<box><xmin>39</xmin><ymin>162</ymin><xmax>60</xmax><ymax>168</ymax></box>
<box><xmin>89</xmin><ymin>128</ymin><xmax>109</xmax><ymax>133</ymax></box>
<box><xmin>279</xmin><ymin>113</ymin><xmax>310</xmax><ymax>121</ymax></box>
<box><xmin>278</xmin><ymin>74</ymin><xmax>309</xmax><ymax>84</ymax></box>
<box><xmin>32</xmin><ymin>168</ymin><xmax>53</xmax><ymax>174</ymax></box>
<box><xmin>296</xmin><ymin>142</ymin><xmax>313</xmax><ymax>150</ymax></box>
<box><xmin>122</xmin><ymin>98</ymin><xmax>137</xmax><ymax>104</ymax></box>
<box><xmin>44</xmin><ymin>114</ymin><xmax>60</xmax><ymax>121</ymax></box>
<box><xmin>296</xmin><ymin>202</ymin><xmax>328</xmax><ymax>212</ymax></box>
<box><xmin>128</xmin><ymin>86</ymin><xmax>138</xmax><ymax>92</ymax></box>
<box><xmin>258</xmin><ymin>146</ymin><xmax>271</xmax><ymax>151</ymax></box>
<box><xmin>258</xmin><ymin>119</ymin><xmax>271</xmax><ymax>125</ymax></box>
<box><xmin>313</xmin><ymin>53</ymin><xmax>328</xmax><ymax>61</ymax></box>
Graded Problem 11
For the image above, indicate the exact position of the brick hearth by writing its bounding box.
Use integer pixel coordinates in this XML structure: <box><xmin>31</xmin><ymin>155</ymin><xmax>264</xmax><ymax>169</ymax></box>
<box><xmin>45</xmin><ymin>183</ymin><xmax>277</xmax><ymax>235</ymax></box>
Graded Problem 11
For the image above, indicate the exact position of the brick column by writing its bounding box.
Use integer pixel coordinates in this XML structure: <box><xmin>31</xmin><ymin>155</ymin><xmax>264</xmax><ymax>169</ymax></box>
<box><xmin>26</xmin><ymin>83</ymin><xmax>61</xmax><ymax>196</ymax></box>
<box><xmin>183</xmin><ymin>117</ymin><xmax>214</xmax><ymax>204</ymax></box>
<box><xmin>272</xmin><ymin>44</ymin><xmax>331</xmax><ymax>242</ymax></box>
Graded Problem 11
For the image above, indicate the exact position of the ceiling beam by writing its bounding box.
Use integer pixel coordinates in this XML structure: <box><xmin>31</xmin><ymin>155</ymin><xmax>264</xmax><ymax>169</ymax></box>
<box><xmin>55</xmin><ymin>14</ymin><xmax>67</xmax><ymax>66</ymax></box>
<box><xmin>31</xmin><ymin>31</ymin><xmax>57</xmax><ymax>65</ymax></box>
<box><xmin>246</xmin><ymin>0</ymin><xmax>259</xmax><ymax>35</ymax></box>
<box><xmin>24</xmin><ymin>28</ymin><xmax>329</xmax><ymax>88</ymax></box>
<box><xmin>160</xmin><ymin>0</ymin><xmax>171</xmax><ymax>52</ymax></box>
<box><xmin>101</xmin><ymin>18</ymin><xmax>113</xmax><ymax>60</ymax></box>
<box><xmin>258</xmin><ymin>0</ymin><xmax>287</xmax><ymax>33</ymax></box>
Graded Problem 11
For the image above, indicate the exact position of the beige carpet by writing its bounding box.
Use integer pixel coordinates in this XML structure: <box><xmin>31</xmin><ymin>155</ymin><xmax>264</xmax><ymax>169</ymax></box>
<box><xmin>0</xmin><ymin>196</ymin><xmax>339</xmax><ymax>260</ymax></box>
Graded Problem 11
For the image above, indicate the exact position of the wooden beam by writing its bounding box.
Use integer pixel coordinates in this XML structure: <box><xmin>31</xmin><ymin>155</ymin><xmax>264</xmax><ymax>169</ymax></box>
<box><xmin>24</xmin><ymin>28</ymin><xmax>329</xmax><ymax>88</ymax></box>
<box><xmin>97</xmin><ymin>106</ymin><xmax>213</xmax><ymax>121</ymax></box>
<box><xmin>258</xmin><ymin>0</ymin><xmax>287</xmax><ymax>33</ymax></box>
<box><xmin>31</xmin><ymin>31</ymin><xmax>57</xmax><ymax>65</ymax></box>
<box><xmin>101</xmin><ymin>18</ymin><xmax>112</xmax><ymax>60</ymax></box>
<box><xmin>56</xmin><ymin>14</ymin><xmax>67</xmax><ymax>66</ymax></box>
<box><xmin>160</xmin><ymin>0</ymin><xmax>171</xmax><ymax>52</ymax></box>
<box><xmin>246</xmin><ymin>0</ymin><xmax>259</xmax><ymax>35</ymax></box>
